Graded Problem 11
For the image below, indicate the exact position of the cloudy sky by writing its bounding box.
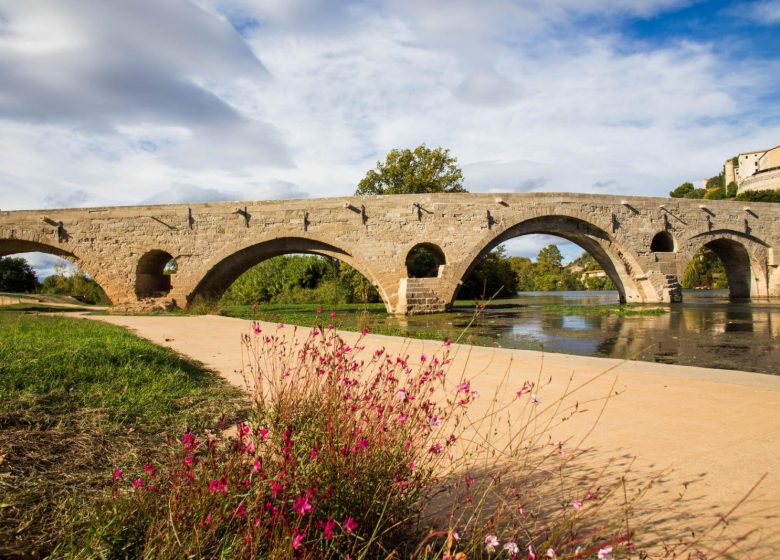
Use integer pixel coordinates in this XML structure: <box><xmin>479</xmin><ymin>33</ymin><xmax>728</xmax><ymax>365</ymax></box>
<box><xmin>2</xmin><ymin>0</ymin><xmax>779</xmax><ymax>271</ymax></box>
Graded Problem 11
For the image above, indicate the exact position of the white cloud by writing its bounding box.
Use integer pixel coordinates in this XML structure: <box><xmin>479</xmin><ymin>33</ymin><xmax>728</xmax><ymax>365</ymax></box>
<box><xmin>0</xmin><ymin>0</ymin><xmax>777</xmax><ymax>218</ymax></box>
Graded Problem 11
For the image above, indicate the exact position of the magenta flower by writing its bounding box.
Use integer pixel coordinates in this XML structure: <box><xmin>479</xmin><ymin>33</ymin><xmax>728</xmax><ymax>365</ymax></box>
<box><xmin>292</xmin><ymin>532</ymin><xmax>304</xmax><ymax>550</ymax></box>
<box><xmin>111</xmin><ymin>469</ymin><xmax>123</xmax><ymax>480</ymax></box>
<box><xmin>184</xmin><ymin>455</ymin><xmax>195</xmax><ymax>466</ymax></box>
<box><xmin>420</xmin><ymin>353</ymin><xmax>427</xmax><ymax>362</ymax></box>
<box><xmin>324</xmin><ymin>518</ymin><xmax>337</xmax><ymax>540</ymax></box>
<box><xmin>293</xmin><ymin>495</ymin><xmax>312</xmax><ymax>516</ymax></box>
<box><xmin>598</xmin><ymin>546</ymin><xmax>613</xmax><ymax>560</ymax></box>
<box><xmin>259</xmin><ymin>427</ymin><xmax>269</xmax><ymax>440</ymax></box>
<box><xmin>143</xmin><ymin>463</ymin><xmax>155</xmax><ymax>477</ymax></box>
<box><xmin>343</xmin><ymin>516</ymin><xmax>358</xmax><ymax>533</ymax></box>
<box><xmin>208</xmin><ymin>479</ymin><xmax>228</xmax><ymax>494</ymax></box>
<box><xmin>571</xmin><ymin>500</ymin><xmax>583</xmax><ymax>510</ymax></box>
<box><xmin>132</xmin><ymin>478</ymin><xmax>144</xmax><ymax>488</ymax></box>
<box><xmin>456</xmin><ymin>380</ymin><xmax>470</xmax><ymax>394</ymax></box>
<box><xmin>428</xmin><ymin>442</ymin><xmax>443</xmax><ymax>454</ymax></box>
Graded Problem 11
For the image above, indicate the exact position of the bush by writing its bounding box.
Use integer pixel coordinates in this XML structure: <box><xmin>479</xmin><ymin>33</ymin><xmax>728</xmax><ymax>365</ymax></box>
<box><xmin>85</xmin><ymin>323</ymin><xmax>649</xmax><ymax>559</ymax></box>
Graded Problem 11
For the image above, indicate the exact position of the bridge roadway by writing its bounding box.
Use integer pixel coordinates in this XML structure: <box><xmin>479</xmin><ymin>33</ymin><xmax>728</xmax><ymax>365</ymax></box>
<box><xmin>1</xmin><ymin>192</ymin><xmax>779</xmax><ymax>313</ymax></box>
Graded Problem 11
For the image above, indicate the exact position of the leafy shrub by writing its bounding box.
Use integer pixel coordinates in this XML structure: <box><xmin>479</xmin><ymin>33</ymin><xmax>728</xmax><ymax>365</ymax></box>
<box><xmin>84</xmin><ymin>323</ymin><xmax>743</xmax><ymax>559</ymax></box>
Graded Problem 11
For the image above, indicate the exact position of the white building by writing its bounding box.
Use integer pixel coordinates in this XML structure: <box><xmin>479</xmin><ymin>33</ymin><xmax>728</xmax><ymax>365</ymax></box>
<box><xmin>723</xmin><ymin>146</ymin><xmax>780</xmax><ymax>194</ymax></box>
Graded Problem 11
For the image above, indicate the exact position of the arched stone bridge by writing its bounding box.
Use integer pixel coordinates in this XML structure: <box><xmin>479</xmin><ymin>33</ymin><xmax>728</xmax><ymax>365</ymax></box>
<box><xmin>2</xmin><ymin>193</ymin><xmax>779</xmax><ymax>313</ymax></box>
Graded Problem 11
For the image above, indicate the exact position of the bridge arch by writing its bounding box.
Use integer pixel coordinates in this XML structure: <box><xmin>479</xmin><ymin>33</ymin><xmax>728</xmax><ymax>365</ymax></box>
<box><xmin>442</xmin><ymin>214</ymin><xmax>652</xmax><ymax>305</ymax></box>
<box><xmin>405</xmin><ymin>242</ymin><xmax>446</xmax><ymax>278</ymax></box>
<box><xmin>185</xmin><ymin>235</ymin><xmax>391</xmax><ymax>310</ymax></box>
<box><xmin>681</xmin><ymin>230</ymin><xmax>770</xmax><ymax>298</ymax></box>
<box><xmin>0</xmin><ymin>238</ymin><xmax>114</xmax><ymax>303</ymax></box>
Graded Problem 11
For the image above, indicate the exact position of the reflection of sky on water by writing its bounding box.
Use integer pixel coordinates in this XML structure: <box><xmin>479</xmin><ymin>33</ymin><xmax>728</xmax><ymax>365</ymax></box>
<box><xmin>398</xmin><ymin>290</ymin><xmax>780</xmax><ymax>375</ymax></box>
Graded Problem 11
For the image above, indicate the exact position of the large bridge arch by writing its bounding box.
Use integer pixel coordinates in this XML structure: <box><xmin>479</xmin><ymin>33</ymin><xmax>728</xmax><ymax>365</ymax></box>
<box><xmin>441</xmin><ymin>214</ymin><xmax>653</xmax><ymax>305</ymax></box>
<box><xmin>181</xmin><ymin>235</ymin><xmax>392</xmax><ymax>310</ymax></box>
<box><xmin>680</xmin><ymin>230</ymin><xmax>771</xmax><ymax>298</ymax></box>
<box><xmin>0</xmin><ymin>238</ymin><xmax>115</xmax><ymax>303</ymax></box>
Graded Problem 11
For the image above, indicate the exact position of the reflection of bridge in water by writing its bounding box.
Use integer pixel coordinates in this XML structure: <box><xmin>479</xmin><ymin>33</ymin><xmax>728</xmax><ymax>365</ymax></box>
<box><xmin>2</xmin><ymin>193</ymin><xmax>780</xmax><ymax>314</ymax></box>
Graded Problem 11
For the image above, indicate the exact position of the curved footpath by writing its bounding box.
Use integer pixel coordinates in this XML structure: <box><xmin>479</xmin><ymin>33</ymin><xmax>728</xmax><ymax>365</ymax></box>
<box><xmin>90</xmin><ymin>314</ymin><xmax>780</xmax><ymax>553</ymax></box>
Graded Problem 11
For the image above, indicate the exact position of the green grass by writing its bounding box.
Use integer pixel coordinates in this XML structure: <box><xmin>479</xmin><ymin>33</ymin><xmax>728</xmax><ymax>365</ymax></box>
<box><xmin>0</xmin><ymin>310</ymin><xmax>247</xmax><ymax>558</ymax></box>
<box><xmin>541</xmin><ymin>304</ymin><xmax>668</xmax><ymax>316</ymax></box>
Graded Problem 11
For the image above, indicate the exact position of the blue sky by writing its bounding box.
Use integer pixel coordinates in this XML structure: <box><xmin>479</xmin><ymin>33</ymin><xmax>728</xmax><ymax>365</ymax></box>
<box><xmin>1</xmin><ymin>0</ymin><xmax>779</xmax><ymax>272</ymax></box>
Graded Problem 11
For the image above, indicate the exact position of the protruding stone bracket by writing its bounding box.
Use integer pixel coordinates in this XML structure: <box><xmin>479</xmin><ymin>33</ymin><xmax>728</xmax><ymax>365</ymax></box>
<box><xmin>43</xmin><ymin>217</ymin><xmax>68</xmax><ymax>243</ymax></box>
<box><xmin>150</xmin><ymin>216</ymin><xmax>177</xmax><ymax>230</ymax></box>
<box><xmin>486</xmin><ymin>209</ymin><xmax>496</xmax><ymax>230</ymax></box>
<box><xmin>234</xmin><ymin>206</ymin><xmax>251</xmax><ymax>228</ymax></box>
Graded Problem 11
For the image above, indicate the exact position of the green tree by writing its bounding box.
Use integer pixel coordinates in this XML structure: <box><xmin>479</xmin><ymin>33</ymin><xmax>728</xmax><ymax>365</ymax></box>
<box><xmin>458</xmin><ymin>246</ymin><xmax>518</xmax><ymax>299</ymax></box>
<box><xmin>536</xmin><ymin>245</ymin><xmax>563</xmax><ymax>270</ymax></box>
<box><xmin>681</xmin><ymin>248</ymin><xmax>728</xmax><ymax>289</ymax></box>
<box><xmin>507</xmin><ymin>256</ymin><xmax>534</xmax><ymax>291</ymax></box>
<box><xmin>0</xmin><ymin>256</ymin><xmax>39</xmax><ymax>293</ymax></box>
<box><xmin>736</xmin><ymin>189</ymin><xmax>780</xmax><ymax>202</ymax></box>
<box><xmin>670</xmin><ymin>182</ymin><xmax>695</xmax><ymax>198</ymax></box>
<box><xmin>725</xmin><ymin>181</ymin><xmax>738</xmax><ymax>198</ymax></box>
<box><xmin>38</xmin><ymin>262</ymin><xmax>109</xmax><ymax>304</ymax></box>
<box><xmin>356</xmin><ymin>145</ymin><xmax>466</xmax><ymax>195</ymax></box>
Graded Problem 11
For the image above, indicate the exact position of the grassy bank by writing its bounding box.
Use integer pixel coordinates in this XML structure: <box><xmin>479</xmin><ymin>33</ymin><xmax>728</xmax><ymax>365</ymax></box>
<box><xmin>0</xmin><ymin>309</ymin><xmax>247</xmax><ymax>558</ymax></box>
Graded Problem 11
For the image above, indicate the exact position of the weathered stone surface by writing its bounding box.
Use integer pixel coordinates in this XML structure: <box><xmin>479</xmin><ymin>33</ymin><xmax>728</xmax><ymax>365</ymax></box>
<box><xmin>2</xmin><ymin>193</ymin><xmax>779</xmax><ymax>313</ymax></box>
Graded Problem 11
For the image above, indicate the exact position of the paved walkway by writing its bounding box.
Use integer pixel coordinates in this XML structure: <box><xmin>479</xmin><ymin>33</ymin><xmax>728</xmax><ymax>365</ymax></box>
<box><xmin>90</xmin><ymin>314</ymin><xmax>780</xmax><ymax>554</ymax></box>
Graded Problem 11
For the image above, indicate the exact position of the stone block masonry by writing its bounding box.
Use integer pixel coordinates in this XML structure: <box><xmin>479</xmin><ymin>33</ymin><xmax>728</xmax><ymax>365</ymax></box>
<box><xmin>2</xmin><ymin>193</ymin><xmax>779</xmax><ymax>314</ymax></box>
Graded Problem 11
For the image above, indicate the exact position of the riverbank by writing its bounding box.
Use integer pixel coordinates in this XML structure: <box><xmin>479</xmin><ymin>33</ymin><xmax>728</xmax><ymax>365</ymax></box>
<box><xmin>90</xmin><ymin>313</ymin><xmax>780</xmax><ymax>552</ymax></box>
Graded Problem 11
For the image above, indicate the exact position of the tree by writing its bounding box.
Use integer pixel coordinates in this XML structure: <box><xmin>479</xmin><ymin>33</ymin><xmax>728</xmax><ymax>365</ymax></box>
<box><xmin>0</xmin><ymin>256</ymin><xmax>39</xmax><ymax>293</ymax></box>
<box><xmin>458</xmin><ymin>246</ymin><xmax>517</xmax><ymax>299</ymax></box>
<box><xmin>356</xmin><ymin>145</ymin><xmax>466</xmax><ymax>195</ymax></box>
<box><xmin>670</xmin><ymin>182</ymin><xmax>706</xmax><ymax>199</ymax></box>
<box><xmin>736</xmin><ymin>189</ymin><xmax>780</xmax><ymax>203</ymax></box>
<box><xmin>725</xmin><ymin>181</ymin><xmax>738</xmax><ymax>198</ymax></box>
<box><xmin>536</xmin><ymin>245</ymin><xmax>563</xmax><ymax>270</ymax></box>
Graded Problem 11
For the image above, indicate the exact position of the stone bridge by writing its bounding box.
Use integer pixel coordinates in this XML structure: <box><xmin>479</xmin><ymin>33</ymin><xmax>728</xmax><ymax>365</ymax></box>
<box><xmin>2</xmin><ymin>193</ymin><xmax>779</xmax><ymax>313</ymax></box>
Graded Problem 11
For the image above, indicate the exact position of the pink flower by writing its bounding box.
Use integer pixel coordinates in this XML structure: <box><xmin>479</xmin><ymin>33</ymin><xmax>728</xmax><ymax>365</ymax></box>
<box><xmin>504</xmin><ymin>542</ymin><xmax>519</xmax><ymax>555</ymax></box>
<box><xmin>428</xmin><ymin>442</ymin><xmax>443</xmax><ymax>454</ymax></box>
<box><xmin>362</xmin><ymin>326</ymin><xmax>370</xmax><ymax>335</ymax></box>
<box><xmin>420</xmin><ymin>353</ymin><xmax>427</xmax><ymax>362</ymax></box>
<box><xmin>208</xmin><ymin>479</ymin><xmax>228</xmax><ymax>494</ymax></box>
<box><xmin>396</xmin><ymin>389</ymin><xmax>408</xmax><ymax>402</ymax></box>
<box><xmin>111</xmin><ymin>469</ymin><xmax>123</xmax><ymax>480</ymax></box>
<box><xmin>182</xmin><ymin>432</ymin><xmax>198</xmax><ymax>451</ymax></box>
<box><xmin>270</xmin><ymin>480</ymin><xmax>283</xmax><ymax>497</ymax></box>
<box><xmin>571</xmin><ymin>500</ymin><xmax>583</xmax><ymax>510</ymax></box>
<box><xmin>598</xmin><ymin>546</ymin><xmax>613</xmax><ymax>560</ymax></box>
<box><xmin>315</xmin><ymin>308</ymin><xmax>323</xmax><ymax>315</ymax></box>
<box><xmin>238</xmin><ymin>422</ymin><xmax>250</xmax><ymax>437</ymax></box>
<box><xmin>586</xmin><ymin>490</ymin><xmax>598</xmax><ymax>500</ymax></box>
<box><xmin>456</xmin><ymin>380</ymin><xmax>470</xmax><ymax>394</ymax></box>
<box><xmin>484</xmin><ymin>534</ymin><xmax>499</xmax><ymax>550</ymax></box>
<box><xmin>343</xmin><ymin>516</ymin><xmax>358</xmax><ymax>533</ymax></box>
<box><xmin>235</xmin><ymin>503</ymin><xmax>247</xmax><ymax>518</ymax></box>
<box><xmin>531</xmin><ymin>394</ymin><xmax>541</xmax><ymax>406</ymax></box>
<box><xmin>292</xmin><ymin>532</ymin><xmax>304</xmax><ymax>550</ymax></box>
<box><xmin>355</xmin><ymin>437</ymin><xmax>369</xmax><ymax>451</ymax></box>
<box><xmin>253</xmin><ymin>324</ymin><xmax>262</xmax><ymax>334</ymax></box>
<box><xmin>324</xmin><ymin>518</ymin><xmax>337</xmax><ymax>540</ymax></box>
<box><xmin>201</xmin><ymin>513</ymin><xmax>212</xmax><ymax>526</ymax></box>
<box><xmin>451</xmin><ymin>530</ymin><xmax>460</xmax><ymax>540</ymax></box>
<box><xmin>330</xmin><ymin>311</ymin><xmax>337</xmax><ymax>318</ymax></box>
<box><xmin>184</xmin><ymin>455</ymin><xmax>195</xmax><ymax>466</ymax></box>
<box><xmin>429</xmin><ymin>416</ymin><xmax>442</xmax><ymax>428</ymax></box>
<box><xmin>252</xmin><ymin>459</ymin><xmax>262</xmax><ymax>473</ymax></box>
<box><xmin>527</xmin><ymin>545</ymin><xmax>536</xmax><ymax>559</ymax></box>
<box><xmin>132</xmin><ymin>478</ymin><xmax>144</xmax><ymax>488</ymax></box>
<box><xmin>293</xmin><ymin>495</ymin><xmax>312</xmax><ymax>515</ymax></box>
<box><xmin>444</xmin><ymin>338</ymin><xmax>451</xmax><ymax>347</ymax></box>
<box><xmin>259</xmin><ymin>427</ymin><xmax>269</xmax><ymax>440</ymax></box>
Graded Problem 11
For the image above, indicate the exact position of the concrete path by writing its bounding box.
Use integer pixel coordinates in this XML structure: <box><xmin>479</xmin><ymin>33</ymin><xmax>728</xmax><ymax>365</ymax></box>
<box><xmin>89</xmin><ymin>314</ymin><xmax>780</xmax><ymax>553</ymax></box>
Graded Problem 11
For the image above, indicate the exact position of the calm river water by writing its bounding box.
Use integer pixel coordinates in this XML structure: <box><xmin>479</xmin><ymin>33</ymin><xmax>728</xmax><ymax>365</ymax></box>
<box><xmin>385</xmin><ymin>290</ymin><xmax>780</xmax><ymax>375</ymax></box>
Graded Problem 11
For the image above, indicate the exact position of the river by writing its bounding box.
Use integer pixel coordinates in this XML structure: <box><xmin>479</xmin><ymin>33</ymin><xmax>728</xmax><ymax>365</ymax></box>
<box><xmin>384</xmin><ymin>290</ymin><xmax>780</xmax><ymax>374</ymax></box>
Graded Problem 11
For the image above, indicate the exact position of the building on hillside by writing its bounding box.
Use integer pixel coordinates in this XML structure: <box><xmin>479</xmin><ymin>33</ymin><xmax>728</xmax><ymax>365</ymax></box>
<box><xmin>724</xmin><ymin>146</ymin><xmax>780</xmax><ymax>194</ymax></box>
